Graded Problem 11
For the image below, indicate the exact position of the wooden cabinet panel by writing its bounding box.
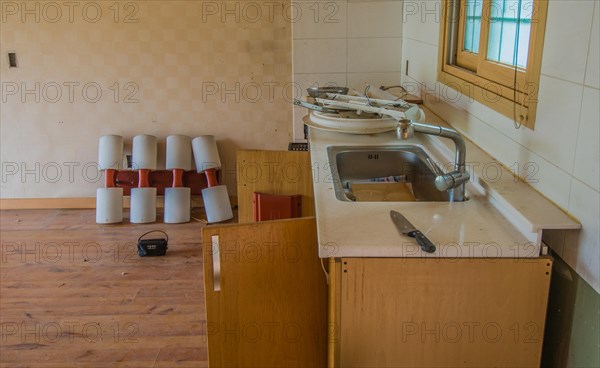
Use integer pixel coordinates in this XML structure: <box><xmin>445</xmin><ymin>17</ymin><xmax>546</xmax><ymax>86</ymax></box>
<box><xmin>202</xmin><ymin>218</ymin><xmax>327</xmax><ymax>367</ymax></box>
<box><xmin>337</xmin><ymin>257</ymin><xmax>552</xmax><ymax>367</ymax></box>
<box><xmin>236</xmin><ymin>150</ymin><xmax>315</xmax><ymax>223</ymax></box>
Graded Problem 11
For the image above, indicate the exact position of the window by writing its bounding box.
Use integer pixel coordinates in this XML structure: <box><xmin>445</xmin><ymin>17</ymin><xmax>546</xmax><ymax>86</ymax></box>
<box><xmin>438</xmin><ymin>0</ymin><xmax>548</xmax><ymax>129</ymax></box>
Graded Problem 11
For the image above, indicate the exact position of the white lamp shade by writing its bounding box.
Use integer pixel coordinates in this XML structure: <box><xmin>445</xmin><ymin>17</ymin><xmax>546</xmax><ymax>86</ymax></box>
<box><xmin>192</xmin><ymin>135</ymin><xmax>221</xmax><ymax>172</ymax></box>
<box><xmin>164</xmin><ymin>187</ymin><xmax>191</xmax><ymax>223</ymax></box>
<box><xmin>130</xmin><ymin>187</ymin><xmax>157</xmax><ymax>223</ymax></box>
<box><xmin>98</xmin><ymin>135</ymin><xmax>123</xmax><ymax>170</ymax></box>
<box><xmin>202</xmin><ymin>185</ymin><xmax>233</xmax><ymax>223</ymax></box>
<box><xmin>96</xmin><ymin>188</ymin><xmax>123</xmax><ymax>223</ymax></box>
<box><xmin>166</xmin><ymin>135</ymin><xmax>192</xmax><ymax>170</ymax></box>
<box><xmin>132</xmin><ymin>135</ymin><xmax>157</xmax><ymax>170</ymax></box>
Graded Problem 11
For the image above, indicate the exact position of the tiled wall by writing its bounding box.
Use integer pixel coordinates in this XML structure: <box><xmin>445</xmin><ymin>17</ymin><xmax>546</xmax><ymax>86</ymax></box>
<box><xmin>0</xmin><ymin>0</ymin><xmax>292</xmax><ymax>197</ymax></box>
<box><xmin>291</xmin><ymin>0</ymin><xmax>404</xmax><ymax>140</ymax></box>
<box><xmin>400</xmin><ymin>0</ymin><xmax>599</xmax><ymax>292</ymax></box>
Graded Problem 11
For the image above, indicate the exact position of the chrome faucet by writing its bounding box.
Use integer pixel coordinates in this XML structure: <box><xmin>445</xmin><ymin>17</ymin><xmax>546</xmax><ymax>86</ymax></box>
<box><xmin>397</xmin><ymin>119</ymin><xmax>470</xmax><ymax>202</ymax></box>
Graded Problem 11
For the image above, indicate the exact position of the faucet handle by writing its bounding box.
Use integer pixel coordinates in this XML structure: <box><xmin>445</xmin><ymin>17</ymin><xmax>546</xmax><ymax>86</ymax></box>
<box><xmin>434</xmin><ymin>171</ymin><xmax>470</xmax><ymax>191</ymax></box>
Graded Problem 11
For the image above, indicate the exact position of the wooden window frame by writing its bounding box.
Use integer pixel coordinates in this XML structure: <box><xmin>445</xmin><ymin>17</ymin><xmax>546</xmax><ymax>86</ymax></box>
<box><xmin>456</xmin><ymin>0</ymin><xmax>480</xmax><ymax>70</ymax></box>
<box><xmin>437</xmin><ymin>0</ymin><xmax>548</xmax><ymax>129</ymax></box>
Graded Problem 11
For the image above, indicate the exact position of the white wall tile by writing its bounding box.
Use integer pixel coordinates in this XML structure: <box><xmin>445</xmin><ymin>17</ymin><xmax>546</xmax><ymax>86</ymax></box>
<box><xmin>585</xmin><ymin>2</ymin><xmax>600</xmax><ymax>89</ymax></box>
<box><xmin>401</xmin><ymin>32</ymin><xmax>582</xmax><ymax>194</ymax></box>
<box><xmin>292</xmin><ymin>1</ymin><xmax>347</xmax><ymax>40</ymax></box>
<box><xmin>541</xmin><ymin>0</ymin><xmax>595</xmax><ymax>84</ymax></box>
<box><xmin>573</xmin><ymin>87</ymin><xmax>600</xmax><ymax>191</ymax></box>
<box><xmin>347</xmin><ymin>72</ymin><xmax>401</xmax><ymax>90</ymax></box>
<box><xmin>293</xmin><ymin>72</ymin><xmax>348</xmax><ymax>91</ymax></box>
<box><xmin>512</xmin><ymin>150</ymin><xmax>573</xmax><ymax>211</ymax></box>
<box><xmin>430</xmin><ymin>81</ymin><xmax>584</xmax><ymax>187</ymax></box>
<box><xmin>293</xmin><ymin>39</ymin><xmax>347</xmax><ymax>74</ymax></box>
<box><xmin>347</xmin><ymin>37</ymin><xmax>402</xmax><ymax>72</ymax></box>
<box><xmin>291</xmin><ymin>1</ymin><xmax>407</xmax><ymax>141</ymax></box>
<box><xmin>439</xmin><ymin>75</ymin><xmax>584</xmax><ymax>175</ymax></box>
<box><xmin>514</xmin><ymin>75</ymin><xmax>583</xmax><ymax>172</ymax></box>
<box><xmin>426</xmin><ymin>91</ymin><xmax>573</xmax><ymax>210</ymax></box>
<box><xmin>291</xmin><ymin>72</ymin><xmax>347</xmax><ymax>141</ymax></box>
<box><xmin>425</xmin><ymin>91</ymin><xmax>522</xmax><ymax>166</ymax></box>
<box><xmin>402</xmin><ymin>38</ymin><xmax>438</xmax><ymax>89</ymax></box>
<box><xmin>564</xmin><ymin>179</ymin><xmax>600</xmax><ymax>292</ymax></box>
<box><xmin>348</xmin><ymin>1</ymin><xmax>404</xmax><ymax>38</ymax></box>
<box><xmin>402</xmin><ymin>0</ymin><xmax>441</xmax><ymax>46</ymax></box>
<box><xmin>400</xmin><ymin>0</ymin><xmax>600</xmax><ymax>291</ymax></box>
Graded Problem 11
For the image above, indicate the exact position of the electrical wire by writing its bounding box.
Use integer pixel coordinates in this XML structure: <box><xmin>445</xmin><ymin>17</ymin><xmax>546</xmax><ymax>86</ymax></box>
<box><xmin>363</xmin><ymin>84</ymin><xmax>414</xmax><ymax>111</ymax></box>
<box><xmin>513</xmin><ymin>0</ymin><xmax>524</xmax><ymax>129</ymax></box>
<box><xmin>320</xmin><ymin>257</ymin><xmax>330</xmax><ymax>285</ymax></box>
<box><xmin>363</xmin><ymin>84</ymin><xmax>373</xmax><ymax>106</ymax></box>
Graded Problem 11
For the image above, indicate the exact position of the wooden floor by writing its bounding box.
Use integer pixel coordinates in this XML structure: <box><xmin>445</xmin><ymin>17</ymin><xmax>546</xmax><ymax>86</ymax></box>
<box><xmin>0</xmin><ymin>209</ymin><xmax>210</xmax><ymax>368</ymax></box>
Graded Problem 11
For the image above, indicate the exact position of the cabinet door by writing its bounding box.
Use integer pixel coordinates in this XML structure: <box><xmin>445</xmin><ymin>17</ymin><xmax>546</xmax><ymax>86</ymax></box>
<box><xmin>236</xmin><ymin>150</ymin><xmax>315</xmax><ymax>223</ymax></box>
<box><xmin>202</xmin><ymin>218</ymin><xmax>327</xmax><ymax>367</ymax></box>
<box><xmin>338</xmin><ymin>257</ymin><xmax>552</xmax><ymax>367</ymax></box>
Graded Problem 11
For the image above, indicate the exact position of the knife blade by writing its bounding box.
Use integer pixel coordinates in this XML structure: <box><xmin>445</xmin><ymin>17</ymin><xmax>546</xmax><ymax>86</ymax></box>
<box><xmin>390</xmin><ymin>210</ymin><xmax>436</xmax><ymax>253</ymax></box>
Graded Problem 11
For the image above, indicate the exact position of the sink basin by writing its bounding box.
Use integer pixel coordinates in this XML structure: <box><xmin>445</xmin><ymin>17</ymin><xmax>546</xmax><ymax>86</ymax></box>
<box><xmin>327</xmin><ymin>145</ymin><xmax>451</xmax><ymax>202</ymax></box>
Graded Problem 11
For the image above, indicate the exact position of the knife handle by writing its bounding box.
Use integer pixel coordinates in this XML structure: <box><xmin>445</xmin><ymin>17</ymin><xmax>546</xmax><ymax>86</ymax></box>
<box><xmin>409</xmin><ymin>230</ymin><xmax>436</xmax><ymax>253</ymax></box>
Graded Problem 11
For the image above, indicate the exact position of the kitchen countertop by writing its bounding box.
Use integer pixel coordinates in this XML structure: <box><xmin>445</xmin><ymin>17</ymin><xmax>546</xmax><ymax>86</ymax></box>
<box><xmin>308</xmin><ymin>107</ymin><xmax>580</xmax><ymax>259</ymax></box>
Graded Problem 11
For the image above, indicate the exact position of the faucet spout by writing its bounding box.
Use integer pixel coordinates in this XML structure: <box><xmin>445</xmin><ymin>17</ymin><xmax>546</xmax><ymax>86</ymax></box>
<box><xmin>397</xmin><ymin>121</ymin><xmax>469</xmax><ymax>201</ymax></box>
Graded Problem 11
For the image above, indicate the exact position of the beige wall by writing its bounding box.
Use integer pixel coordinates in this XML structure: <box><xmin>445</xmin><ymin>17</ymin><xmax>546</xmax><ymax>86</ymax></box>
<box><xmin>400</xmin><ymin>0</ymin><xmax>599</xmax><ymax>292</ymax></box>
<box><xmin>0</xmin><ymin>0</ymin><xmax>292</xmax><ymax>197</ymax></box>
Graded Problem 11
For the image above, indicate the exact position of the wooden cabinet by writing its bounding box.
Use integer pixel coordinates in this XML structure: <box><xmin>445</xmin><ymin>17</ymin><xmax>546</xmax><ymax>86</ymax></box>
<box><xmin>328</xmin><ymin>257</ymin><xmax>553</xmax><ymax>367</ymax></box>
<box><xmin>205</xmin><ymin>149</ymin><xmax>553</xmax><ymax>367</ymax></box>
<box><xmin>202</xmin><ymin>218</ymin><xmax>328</xmax><ymax>367</ymax></box>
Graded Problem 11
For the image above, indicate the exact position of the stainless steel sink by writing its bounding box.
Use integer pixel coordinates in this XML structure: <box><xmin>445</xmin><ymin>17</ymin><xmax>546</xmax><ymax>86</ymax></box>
<box><xmin>327</xmin><ymin>145</ymin><xmax>452</xmax><ymax>202</ymax></box>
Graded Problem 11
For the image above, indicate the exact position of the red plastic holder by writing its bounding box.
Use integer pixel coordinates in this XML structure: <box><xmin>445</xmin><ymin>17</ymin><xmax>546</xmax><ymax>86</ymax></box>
<box><xmin>105</xmin><ymin>169</ymin><xmax>221</xmax><ymax>196</ymax></box>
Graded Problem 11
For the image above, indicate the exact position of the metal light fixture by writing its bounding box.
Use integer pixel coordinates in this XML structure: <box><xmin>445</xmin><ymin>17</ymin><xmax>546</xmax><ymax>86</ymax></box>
<box><xmin>192</xmin><ymin>135</ymin><xmax>233</xmax><ymax>223</ymax></box>
<box><xmin>96</xmin><ymin>134</ymin><xmax>124</xmax><ymax>224</ymax></box>
<box><xmin>130</xmin><ymin>134</ymin><xmax>157</xmax><ymax>224</ymax></box>
<box><xmin>164</xmin><ymin>134</ymin><xmax>192</xmax><ymax>224</ymax></box>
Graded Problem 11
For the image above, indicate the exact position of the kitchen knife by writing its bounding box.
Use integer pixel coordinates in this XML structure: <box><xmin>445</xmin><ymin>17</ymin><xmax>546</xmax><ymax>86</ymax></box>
<box><xmin>390</xmin><ymin>210</ymin><xmax>436</xmax><ymax>253</ymax></box>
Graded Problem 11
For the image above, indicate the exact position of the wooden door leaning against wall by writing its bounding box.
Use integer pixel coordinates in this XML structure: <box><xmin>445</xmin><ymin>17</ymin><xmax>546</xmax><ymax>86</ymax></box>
<box><xmin>236</xmin><ymin>150</ymin><xmax>315</xmax><ymax>223</ymax></box>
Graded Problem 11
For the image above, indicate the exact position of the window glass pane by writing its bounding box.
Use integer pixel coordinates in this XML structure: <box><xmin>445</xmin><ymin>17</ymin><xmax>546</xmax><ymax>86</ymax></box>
<box><xmin>487</xmin><ymin>0</ymin><xmax>532</xmax><ymax>67</ymax></box>
<box><xmin>464</xmin><ymin>1</ymin><xmax>483</xmax><ymax>53</ymax></box>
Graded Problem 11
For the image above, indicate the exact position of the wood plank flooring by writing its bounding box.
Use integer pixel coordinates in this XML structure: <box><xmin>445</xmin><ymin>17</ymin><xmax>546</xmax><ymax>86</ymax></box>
<box><xmin>0</xmin><ymin>209</ymin><xmax>210</xmax><ymax>368</ymax></box>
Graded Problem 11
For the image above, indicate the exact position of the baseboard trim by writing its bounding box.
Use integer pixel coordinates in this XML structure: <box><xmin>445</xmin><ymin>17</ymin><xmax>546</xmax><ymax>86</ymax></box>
<box><xmin>0</xmin><ymin>196</ymin><xmax>237</xmax><ymax>210</ymax></box>
<box><xmin>0</xmin><ymin>198</ymin><xmax>96</xmax><ymax>210</ymax></box>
